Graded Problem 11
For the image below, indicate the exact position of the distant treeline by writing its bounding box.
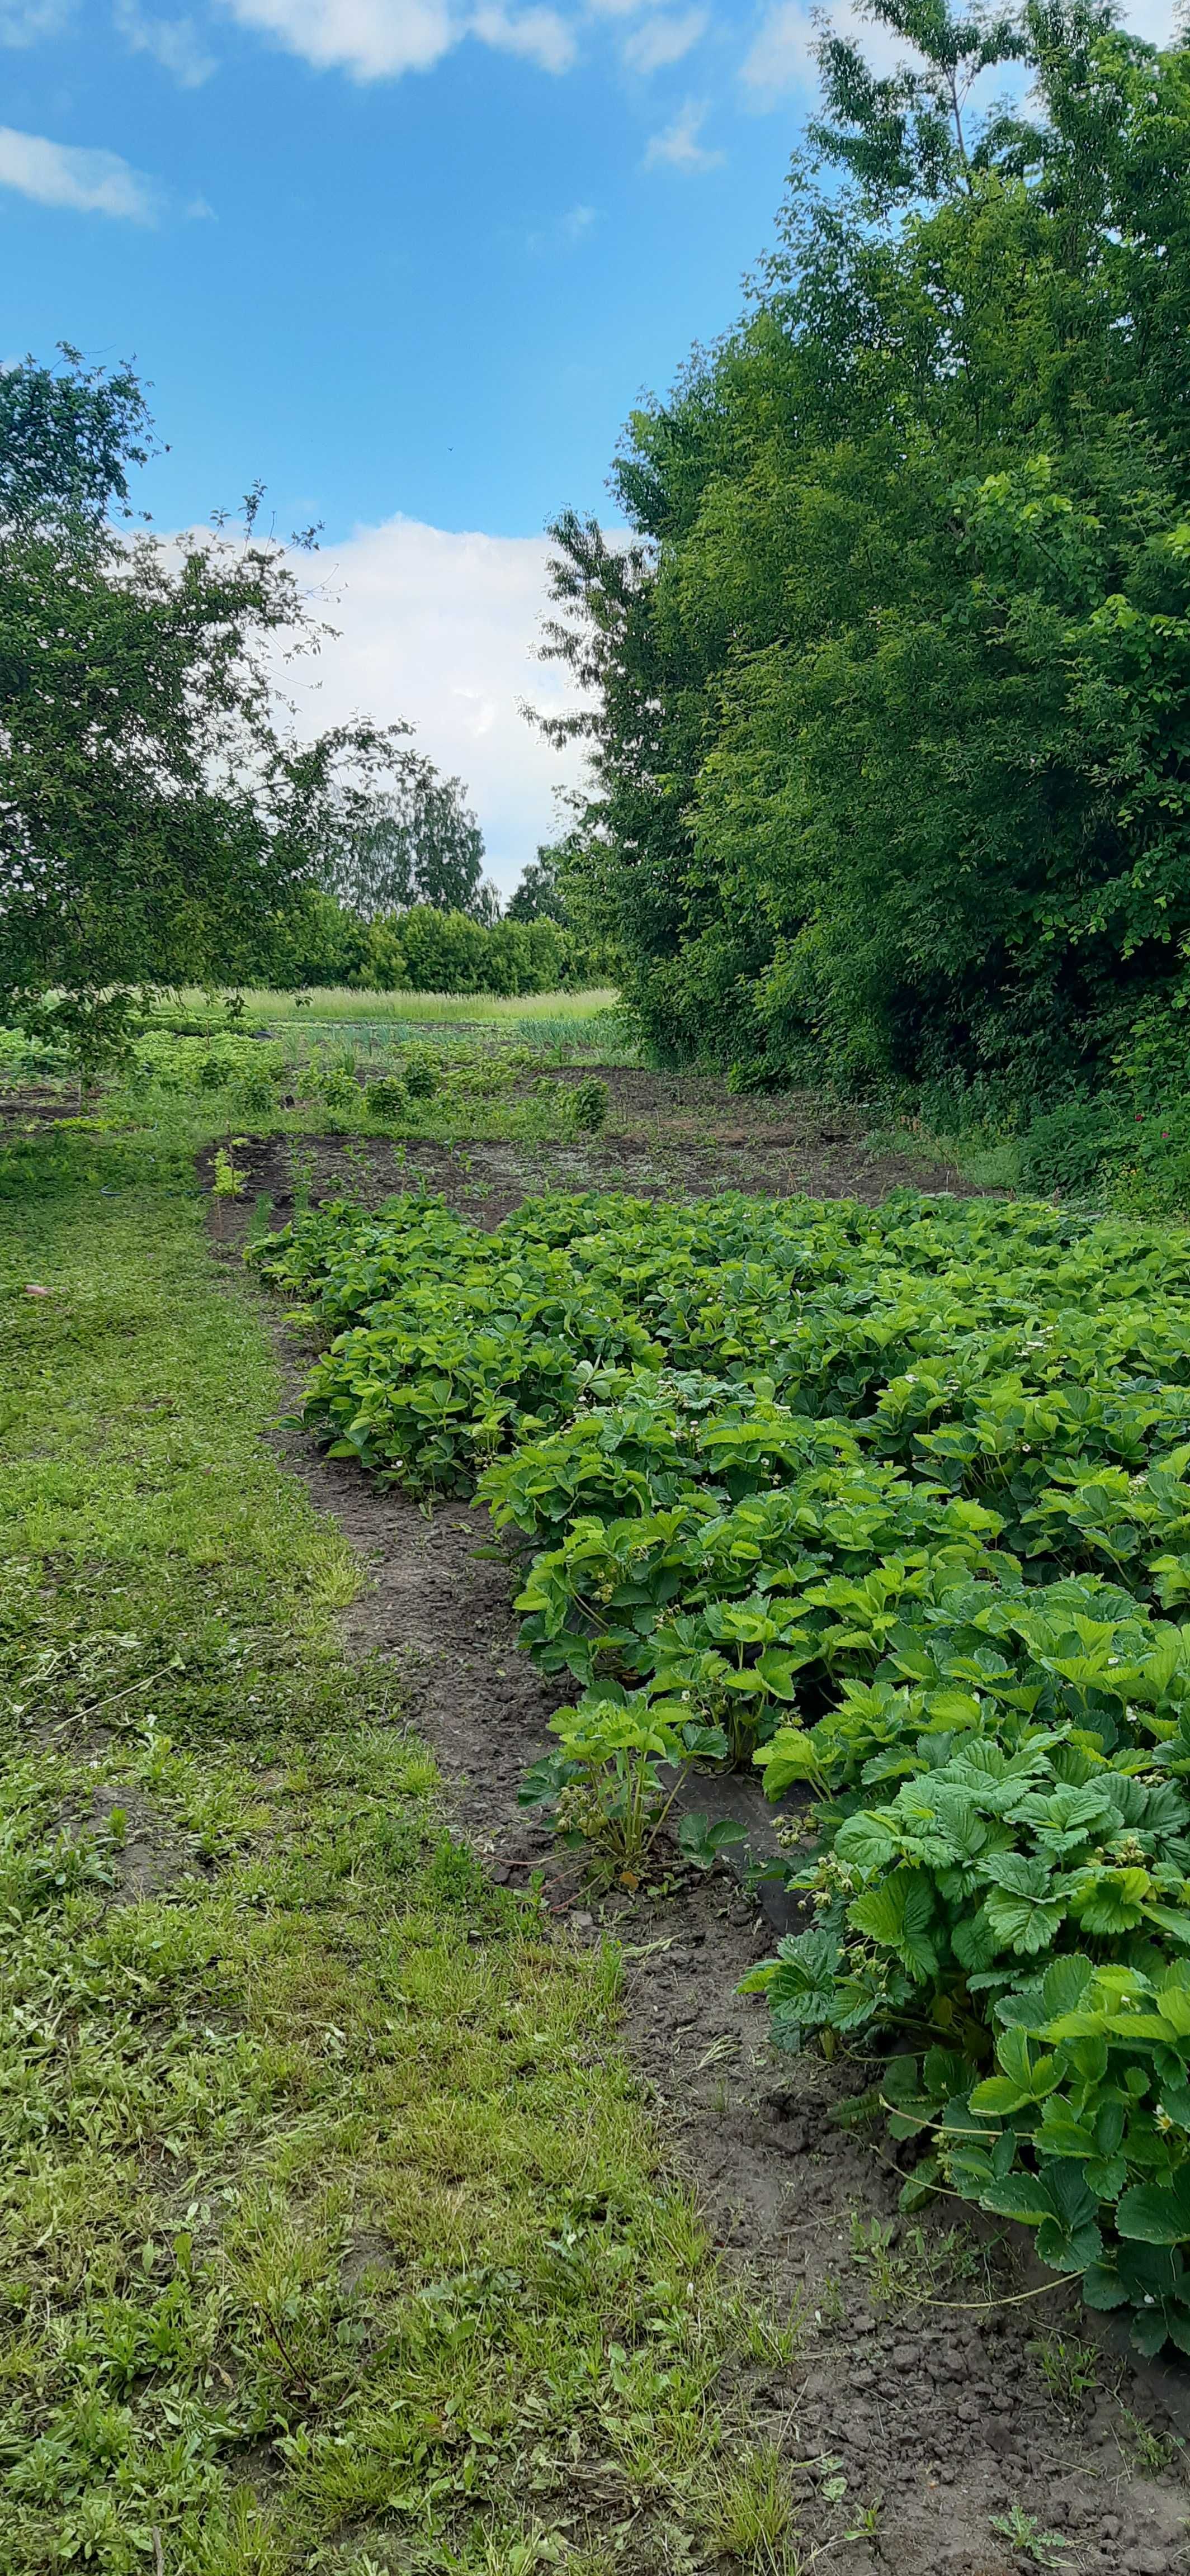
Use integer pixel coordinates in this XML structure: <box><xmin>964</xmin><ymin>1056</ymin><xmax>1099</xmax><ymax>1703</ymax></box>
<box><xmin>251</xmin><ymin>891</ymin><xmax>612</xmax><ymax>995</ymax></box>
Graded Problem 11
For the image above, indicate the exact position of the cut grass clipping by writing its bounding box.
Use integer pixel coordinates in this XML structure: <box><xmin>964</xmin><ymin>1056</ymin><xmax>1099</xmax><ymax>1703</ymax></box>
<box><xmin>254</xmin><ymin>1183</ymin><xmax>1190</xmax><ymax>2360</ymax></box>
<box><xmin>0</xmin><ymin>1145</ymin><xmax>790</xmax><ymax>2576</ymax></box>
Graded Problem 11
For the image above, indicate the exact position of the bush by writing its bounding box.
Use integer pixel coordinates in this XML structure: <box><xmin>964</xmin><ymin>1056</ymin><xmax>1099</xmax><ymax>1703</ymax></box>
<box><xmin>571</xmin><ymin>1078</ymin><xmax>608</xmax><ymax>1134</ymax></box>
<box><xmin>313</xmin><ymin>1067</ymin><xmax>360</xmax><ymax>1114</ymax></box>
<box><xmin>1017</xmin><ymin>1100</ymin><xmax>1127</xmax><ymax>1199</ymax></box>
<box><xmin>365</xmin><ymin>1074</ymin><xmax>405</xmax><ymax>1119</ymax></box>
<box><xmin>230</xmin><ymin>1072</ymin><xmax>278</xmax><ymax>1116</ymax></box>
<box><xmin>196</xmin><ymin>1055</ymin><xmax>233</xmax><ymax>1093</ymax></box>
<box><xmin>402</xmin><ymin>1045</ymin><xmax>440</xmax><ymax>1101</ymax></box>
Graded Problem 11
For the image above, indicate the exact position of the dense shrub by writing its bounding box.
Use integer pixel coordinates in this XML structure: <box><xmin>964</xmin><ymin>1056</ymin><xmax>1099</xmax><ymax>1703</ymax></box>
<box><xmin>1017</xmin><ymin>1102</ymin><xmax>1129</xmax><ymax>1200</ymax></box>
<box><xmin>245</xmin><ymin>893</ymin><xmax>591</xmax><ymax>996</ymax></box>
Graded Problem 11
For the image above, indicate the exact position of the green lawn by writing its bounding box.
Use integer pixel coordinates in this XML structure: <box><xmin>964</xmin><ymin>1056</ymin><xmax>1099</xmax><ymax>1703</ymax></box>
<box><xmin>0</xmin><ymin>1132</ymin><xmax>790</xmax><ymax>2576</ymax></box>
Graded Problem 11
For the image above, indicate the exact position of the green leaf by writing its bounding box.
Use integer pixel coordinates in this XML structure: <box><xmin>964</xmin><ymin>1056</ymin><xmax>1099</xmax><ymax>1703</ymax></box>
<box><xmin>833</xmin><ymin>1809</ymin><xmax>900</xmax><ymax>1876</ymax></box>
<box><xmin>678</xmin><ymin>1811</ymin><xmax>748</xmax><ymax>1869</ymax></box>
<box><xmin>979</xmin><ymin>2160</ymin><xmax>1102</xmax><ymax>2272</ymax></box>
<box><xmin>847</xmin><ymin>1868</ymin><xmax>938</xmax><ymax>1983</ymax></box>
<box><xmin>1116</xmin><ymin>2170</ymin><xmax>1190</xmax><ymax>2247</ymax></box>
<box><xmin>970</xmin><ymin>2029</ymin><xmax>1060</xmax><ymax>2115</ymax></box>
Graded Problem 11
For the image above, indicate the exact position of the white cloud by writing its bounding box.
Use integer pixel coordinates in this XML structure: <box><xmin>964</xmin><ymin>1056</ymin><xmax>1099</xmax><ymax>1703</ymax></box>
<box><xmin>469</xmin><ymin>2</ymin><xmax>575</xmax><ymax>69</ymax></box>
<box><xmin>738</xmin><ymin>0</ymin><xmax>813</xmax><ymax>98</ymax></box>
<box><xmin>115</xmin><ymin>0</ymin><xmax>217</xmax><ymax>83</ymax></box>
<box><xmin>218</xmin><ymin>0</ymin><xmax>575</xmax><ymax>75</ymax></box>
<box><xmin>0</xmin><ymin>125</ymin><xmax>158</xmax><ymax>218</ymax></box>
<box><xmin>1118</xmin><ymin>0</ymin><xmax>1183</xmax><ymax>35</ymax></box>
<box><xmin>218</xmin><ymin>0</ymin><xmax>455</xmax><ymax>76</ymax></box>
<box><xmin>623</xmin><ymin>2</ymin><xmax>705</xmax><ymax>70</ymax></box>
<box><xmin>644</xmin><ymin>94</ymin><xmax>722</xmax><ymax>168</ymax></box>
<box><xmin>527</xmin><ymin>198</ymin><xmax>596</xmax><ymax>251</ymax></box>
<box><xmin>273</xmin><ymin>517</ymin><xmax>594</xmax><ymax>890</ymax></box>
<box><xmin>739</xmin><ymin>0</ymin><xmax>916</xmax><ymax>101</ymax></box>
<box><xmin>0</xmin><ymin>0</ymin><xmax>70</xmax><ymax>40</ymax></box>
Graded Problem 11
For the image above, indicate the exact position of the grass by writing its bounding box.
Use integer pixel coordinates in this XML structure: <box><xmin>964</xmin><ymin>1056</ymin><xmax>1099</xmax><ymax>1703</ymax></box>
<box><xmin>168</xmin><ymin>986</ymin><xmax>621</xmax><ymax>1028</ymax></box>
<box><xmin>0</xmin><ymin>1128</ymin><xmax>793</xmax><ymax>2575</ymax></box>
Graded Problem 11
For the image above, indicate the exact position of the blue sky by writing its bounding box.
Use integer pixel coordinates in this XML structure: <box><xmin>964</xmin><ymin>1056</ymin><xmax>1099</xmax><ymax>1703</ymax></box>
<box><xmin>1</xmin><ymin>0</ymin><xmax>815</xmax><ymax>537</ymax></box>
<box><xmin>0</xmin><ymin>0</ymin><xmax>1176</xmax><ymax>887</ymax></box>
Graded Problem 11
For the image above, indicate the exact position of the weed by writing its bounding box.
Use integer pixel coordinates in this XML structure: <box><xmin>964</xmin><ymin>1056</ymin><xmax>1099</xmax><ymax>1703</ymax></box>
<box><xmin>848</xmin><ymin>2214</ymin><xmax>989</xmax><ymax>2306</ymax></box>
<box><xmin>211</xmin><ymin>1143</ymin><xmax>245</xmax><ymax>1198</ymax></box>
<box><xmin>702</xmin><ymin>2440</ymin><xmax>800</xmax><ymax>2573</ymax></box>
<box><xmin>570</xmin><ymin>1079</ymin><xmax>608</xmax><ymax>1134</ymax></box>
<box><xmin>1028</xmin><ymin>2331</ymin><xmax>1100</xmax><ymax>2417</ymax></box>
<box><xmin>814</xmin><ymin>2275</ymin><xmax>845</xmax><ymax>2327</ymax></box>
<box><xmin>989</xmin><ymin>2503</ymin><xmax>1071</xmax><ymax>2566</ymax></box>
<box><xmin>1116</xmin><ymin>2404</ymin><xmax>1186</xmax><ymax>2477</ymax></box>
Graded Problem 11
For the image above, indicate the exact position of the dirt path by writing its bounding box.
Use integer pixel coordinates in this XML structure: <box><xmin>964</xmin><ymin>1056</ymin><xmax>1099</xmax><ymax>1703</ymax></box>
<box><xmin>213</xmin><ymin>1102</ymin><xmax>1190</xmax><ymax>2576</ymax></box>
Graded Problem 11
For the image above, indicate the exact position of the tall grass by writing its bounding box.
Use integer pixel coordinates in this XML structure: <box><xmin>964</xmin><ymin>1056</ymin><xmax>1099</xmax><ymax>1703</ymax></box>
<box><xmin>171</xmin><ymin>983</ymin><xmax>620</xmax><ymax>1026</ymax></box>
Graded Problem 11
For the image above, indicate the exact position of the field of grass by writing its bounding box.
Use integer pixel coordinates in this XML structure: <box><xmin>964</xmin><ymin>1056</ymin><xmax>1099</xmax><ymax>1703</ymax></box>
<box><xmin>0</xmin><ymin>1126</ymin><xmax>790</xmax><ymax>2576</ymax></box>
<box><xmin>169</xmin><ymin>984</ymin><xmax>621</xmax><ymax>1027</ymax></box>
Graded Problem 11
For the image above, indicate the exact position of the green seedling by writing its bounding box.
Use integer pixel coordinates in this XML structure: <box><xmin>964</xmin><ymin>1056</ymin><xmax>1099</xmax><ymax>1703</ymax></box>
<box><xmin>989</xmin><ymin>2504</ymin><xmax>1070</xmax><ymax>2568</ymax></box>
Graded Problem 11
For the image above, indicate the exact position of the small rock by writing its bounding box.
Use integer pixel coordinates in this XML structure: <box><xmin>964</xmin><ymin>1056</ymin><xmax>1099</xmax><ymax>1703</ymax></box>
<box><xmin>891</xmin><ymin>2341</ymin><xmax>919</xmax><ymax>2367</ymax></box>
<box><xmin>1124</xmin><ymin>2550</ymin><xmax>1169</xmax><ymax>2576</ymax></box>
<box><xmin>571</xmin><ymin>1911</ymin><xmax>594</xmax><ymax>1929</ymax></box>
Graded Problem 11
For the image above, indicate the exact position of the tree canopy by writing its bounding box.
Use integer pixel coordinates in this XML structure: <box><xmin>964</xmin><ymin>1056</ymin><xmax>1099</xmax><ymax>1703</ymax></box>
<box><xmin>0</xmin><ymin>349</ymin><xmax>445</xmax><ymax>1064</ymax></box>
<box><xmin>545</xmin><ymin>0</ymin><xmax>1190</xmax><ymax>1099</ymax></box>
<box><xmin>506</xmin><ymin>845</ymin><xmax>569</xmax><ymax>924</ymax></box>
<box><xmin>323</xmin><ymin>761</ymin><xmax>487</xmax><ymax>922</ymax></box>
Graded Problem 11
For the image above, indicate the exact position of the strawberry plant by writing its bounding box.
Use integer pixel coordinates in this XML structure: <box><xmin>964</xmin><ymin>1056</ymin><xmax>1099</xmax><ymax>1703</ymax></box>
<box><xmin>520</xmin><ymin>1681</ymin><xmax>729</xmax><ymax>1867</ymax></box>
<box><xmin>251</xmin><ymin>1181</ymin><xmax>1190</xmax><ymax>2346</ymax></box>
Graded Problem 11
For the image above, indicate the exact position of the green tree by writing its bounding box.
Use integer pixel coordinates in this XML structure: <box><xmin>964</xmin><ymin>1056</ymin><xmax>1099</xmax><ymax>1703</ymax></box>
<box><xmin>0</xmin><ymin>349</ymin><xmax>414</xmax><ymax>1070</ymax></box>
<box><xmin>507</xmin><ymin>846</ymin><xmax>568</xmax><ymax>923</ymax></box>
<box><xmin>325</xmin><ymin>764</ymin><xmax>487</xmax><ymax>921</ymax></box>
<box><xmin>0</xmin><ymin>339</ymin><xmax>155</xmax><ymax>529</ymax></box>
<box><xmin>545</xmin><ymin>0</ymin><xmax>1190</xmax><ymax>1096</ymax></box>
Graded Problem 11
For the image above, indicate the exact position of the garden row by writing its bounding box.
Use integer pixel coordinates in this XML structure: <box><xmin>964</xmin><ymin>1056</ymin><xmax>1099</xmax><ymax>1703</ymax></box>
<box><xmin>252</xmin><ymin>1186</ymin><xmax>1190</xmax><ymax>2356</ymax></box>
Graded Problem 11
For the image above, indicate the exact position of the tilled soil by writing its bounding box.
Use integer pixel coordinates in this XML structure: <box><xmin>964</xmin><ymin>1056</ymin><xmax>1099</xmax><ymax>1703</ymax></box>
<box><xmin>192</xmin><ymin>1066</ymin><xmax>980</xmax><ymax>1224</ymax></box>
<box><xmin>210</xmin><ymin>1099</ymin><xmax>1190</xmax><ymax>2576</ymax></box>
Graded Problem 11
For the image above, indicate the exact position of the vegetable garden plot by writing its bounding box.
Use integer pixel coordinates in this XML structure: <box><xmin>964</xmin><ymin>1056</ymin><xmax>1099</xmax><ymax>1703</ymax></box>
<box><xmin>252</xmin><ymin>1185</ymin><xmax>1190</xmax><ymax>2359</ymax></box>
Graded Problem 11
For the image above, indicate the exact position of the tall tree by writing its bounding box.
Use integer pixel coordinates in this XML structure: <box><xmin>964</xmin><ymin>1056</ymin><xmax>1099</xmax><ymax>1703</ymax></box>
<box><xmin>506</xmin><ymin>845</ymin><xmax>568</xmax><ymax>923</ymax></box>
<box><xmin>544</xmin><ymin>0</ymin><xmax>1190</xmax><ymax>1096</ymax></box>
<box><xmin>0</xmin><ymin>349</ymin><xmax>419</xmax><ymax>1067</ymax></box>
<box><xmin>324</xmin><ymin>762</ymin><xmax>487</xmax><ymax>921</ymax></box>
